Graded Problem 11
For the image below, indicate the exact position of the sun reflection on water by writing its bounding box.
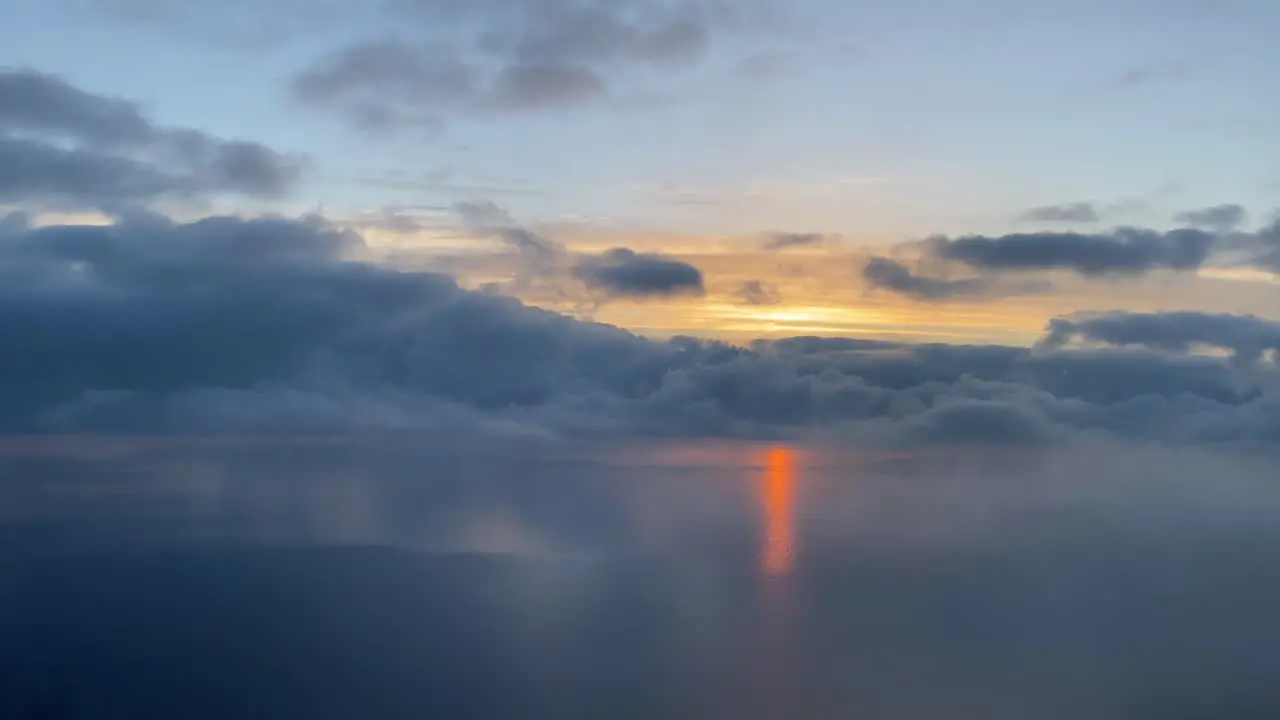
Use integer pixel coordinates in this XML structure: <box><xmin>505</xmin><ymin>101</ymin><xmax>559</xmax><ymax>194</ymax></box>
<box><xmin>761</xmin><ymin>446</ymin><xmax>796</xmax><ymax>578</ymax></box>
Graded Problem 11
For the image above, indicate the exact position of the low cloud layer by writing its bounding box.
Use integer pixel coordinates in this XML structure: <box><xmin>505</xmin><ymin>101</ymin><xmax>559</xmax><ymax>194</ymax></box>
<box><xmin>3</xmin><ymin>212</ymin><xmax>1280</xmax><ymax>446</ymax></box>
<box><xmin>0</xmin><ymin>68</ymin><xmax>303</xmax><ymax>209</ymax></box>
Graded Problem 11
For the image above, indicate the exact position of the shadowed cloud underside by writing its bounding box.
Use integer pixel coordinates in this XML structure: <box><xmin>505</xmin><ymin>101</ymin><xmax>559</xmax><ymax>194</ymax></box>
<box><xmin>0</xmin><ymin>212</ymin><xmax>1277</xmax><ymax>448</ymax></box>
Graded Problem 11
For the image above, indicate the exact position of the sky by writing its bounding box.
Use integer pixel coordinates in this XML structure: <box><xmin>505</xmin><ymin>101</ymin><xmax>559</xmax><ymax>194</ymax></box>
<box><xmin>2</xmin><ymin>0</ymin><xmax>1280</xmax><ymax>442</ymax></box>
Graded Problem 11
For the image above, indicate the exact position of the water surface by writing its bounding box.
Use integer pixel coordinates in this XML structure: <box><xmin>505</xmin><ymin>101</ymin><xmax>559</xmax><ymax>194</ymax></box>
<box><xmin>2</xmin><ymin>436</ymin><xmax>1278</xmax><ymax>718</ymax></box>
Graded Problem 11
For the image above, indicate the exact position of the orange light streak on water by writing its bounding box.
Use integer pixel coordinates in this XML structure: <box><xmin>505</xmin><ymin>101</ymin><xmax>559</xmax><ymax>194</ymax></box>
<box><xmin>761</xmin><ymin>446</ymin><xmax>796</xmax><ymax>578</ymax></box>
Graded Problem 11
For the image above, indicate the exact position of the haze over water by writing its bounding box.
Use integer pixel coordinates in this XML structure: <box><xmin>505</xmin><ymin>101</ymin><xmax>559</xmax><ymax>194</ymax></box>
<box><xmin>3</xmin><ymin>436</ymin><xmax>1279</xmax><ymax>718</ymax></box>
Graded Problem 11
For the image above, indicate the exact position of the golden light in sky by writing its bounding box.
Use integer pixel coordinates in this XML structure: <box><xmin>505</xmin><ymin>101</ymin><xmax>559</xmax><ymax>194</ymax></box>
<box><xmin>760</xmin><ymin>445</ymin><xmax>796</xmax><ymax>578</ymax></box>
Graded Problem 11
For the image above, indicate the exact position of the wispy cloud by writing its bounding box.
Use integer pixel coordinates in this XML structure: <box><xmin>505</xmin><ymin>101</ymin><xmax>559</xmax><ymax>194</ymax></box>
<box><xmin>761</xmin><ymin>231</ymin><xmax>826</xmax><ymax>251</ymax></box>
<box><xmin>291</xmin><ymin>0</ymin><xmax>782</xmax><ymax>131</ymax></box>
<box><xmin>1019</xmin><ymin>202</ymin><xmax>1100</xmax><ymax>224</ymax></box>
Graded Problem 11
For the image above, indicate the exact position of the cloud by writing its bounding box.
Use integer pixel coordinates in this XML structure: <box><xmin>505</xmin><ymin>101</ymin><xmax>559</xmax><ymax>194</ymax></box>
<box><xmin>1113</xmin><ymin>63</ymin><xmax>1190</xmax><ymax>88</ymax></box>
<box><xmin>489</xmin><ymin>62</ymin><xmax>607</xmax><ymax>110</ymax></box>
<box><xmin>1018</xmin><ymin>202</ymin><xmax>1099</xmax><ymax>224</ymax></box>
<box><xmin>291</xmin><ymin>0</ymin><xmax>776</xmax><ymax>130</ymax></box>
<box><xmin>901</xmin><ymin>399</ymin><xmax>1057</xmax><ymax>445</ymax></box>
<box><xmin>454</xmin><ymin>199</ymin><xmax>516</xmax><ymax>229</ymax></box>
<box><xmin>0</xmin><ymin>66</ymin><xmax>152</xmax><ymax>145</ymax></box>
<box><xmin>572</xmin><ymin>248</ymin><xmax>705</xmax><ymax>298</ymax></box>
<box><xmin>1176</xmin><ymin>203</ymin><xmax>1248</xmax><ymax>231</ymax></box>
<box><xmin>1247</xmin><ymin>220</ymin><xmax>1280</xmax><ymax>272</ymax></box>
<box><xmin>861</xmin><ymin>257</ymin><xmax>1048</xmax><ymax>302</ymax></box>
<box><xmin>343</xmin><ymin>207</ymin><xmax>436</xmax><ymax>234</ymax></box>
<box><xmin>2</xmin><ymin>211</ymin><xmax>1280</xmax><ymax>446</ymax></box>
<box><xmin>1039</xmin><ymin>311</ymin><xmax>1280</xmax><ymax>364</ymax></box>
<box><xmin>447</xmin><ymin>200</ymin><xmax>703</xmax><ymax>305</ymax></box>
<box><xmin>0</xmin><ymin>68</ymin><xmax>303</xmax><ymax>209</ymax></box>
<box><xmin>931</xmin><ymin>227</ymin><xmax>1215</xmax><ymax>276</ymax></box>
<box><xmin>762</xmin><ymin>231</ymin><xmax>825</xmax><ymax>251</ymax></box>
<box><xmin>451</xmin><ymin>200</ymin><xmax>565</xmax><ymax>287</ymax></box>
<box><xmin>861</xmin><ymin>257</ymin><xmax>990</xmax><ymax>302</ymax></box>
<box><xmin>733</xmin><ymin>279</ymin><xmax>781</xmax><ymax>305</ymax></box>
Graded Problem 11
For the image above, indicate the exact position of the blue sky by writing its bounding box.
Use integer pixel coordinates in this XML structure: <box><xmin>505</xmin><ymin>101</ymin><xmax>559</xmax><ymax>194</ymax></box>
<box><xmin>4</xmin><ymin>0</ymin><xmax>1276</xmax><ymax>238</ymax></box>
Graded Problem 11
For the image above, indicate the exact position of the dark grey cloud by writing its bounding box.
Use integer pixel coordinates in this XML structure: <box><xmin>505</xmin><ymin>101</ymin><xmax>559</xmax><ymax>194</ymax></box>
<box><xmin>448</xmin><ymin>200</ymin><xmax>707</xmax><ymax>305</ymax></box>
<box><xmin>1175</xmin><ymin>203</ymin><xmax>1248</xmax><ymax>231</ymax></box>
<box><xmin>1040</xmin><ymin>311</ymin><xmax>1280</xmax><ymax>364</ymax></box>
<box><xmin>0</xmin><ymin>68</ymin><xmax>303</xmax><ymax>209</ymax></box>
<box><xmin>1019</xmin><ymin>202</ymin><xmax>1099</xmax><ymax>224</ymax></box>
<box><xmin>861</xmin><ymin>257</ymin><xmax>991</xmax><ymax>302</ymax></box>
<box><xmin>2</xmin><ymin>212</ymin><xmax>1280</xmax><ymax>446</ymax></box>
<box><xmin>0</xmin><ymin>67</ymin><xmax>152</xmax><ymax>146</ymax></box>
<box><xmin>931</xmin><ymin>227</ymin><xmax>1215</xmax><ymax>277</ymax></box>
<box><xmin>572</xmin><ymin>248</ymin><xmax>705</xmax><ymax>298</ymax></box>
<box><xmin>762</xmin><ymin>231</ymin><xmax>825</xmax><ymax>251</ymax></box>
<box><xmin>291</xmin><ymin>1</ymin><xmax>768</xmax><ymax>130</ymax></box>
<box><xmin>1248</xmin><ymin>220</ymin><xmax>1280</xmax><ymax>272</ymax></box>
<box><xmin>733</xmin><ymin>279</ymin><xmax>781</xmax><ymax>305</ymax></box>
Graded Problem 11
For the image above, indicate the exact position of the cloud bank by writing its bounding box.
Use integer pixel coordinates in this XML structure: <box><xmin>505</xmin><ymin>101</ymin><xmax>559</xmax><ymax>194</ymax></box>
<box><xmin>3</xmin><ymin>213</ymin><xmax>1280</xmax><ymax>447</ymax></box>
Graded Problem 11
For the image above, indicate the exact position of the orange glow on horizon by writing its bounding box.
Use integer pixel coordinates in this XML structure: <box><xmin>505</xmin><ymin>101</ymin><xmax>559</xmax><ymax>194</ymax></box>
<box><xmin>761</xmin><ymin>446</ymin><xmax>796</xmax><ymax>578</ymax></box>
